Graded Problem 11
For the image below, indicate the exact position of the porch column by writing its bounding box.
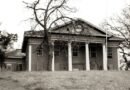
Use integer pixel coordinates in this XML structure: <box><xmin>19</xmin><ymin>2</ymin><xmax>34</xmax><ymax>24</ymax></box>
<box><xmin>103</xmin><ymin>44</ymin><xmax>108</xmax><ymax>70</ymax></box>
<box><xmin>29</xmin><ymin>44</ymin><xmax>32</xmax><ymax>72</ymax></box>
<box><xmin>85</xmin><ymin>43</ymin><xmax>90</xmax><ymax>71</ymax></box>
<box><xmin>68</xmin><ymin>41</ymin><xmax>72</xmax><ymax>71</ymax></box>
<box><xmin>117</xmin><ymin>48</ymin><xmax>120</xmax><ymax>70</ymax></box>
<box><xmin>51</xmin><ymin>41</ymin><xmax>55</xmax><ymax>71</ymax></box>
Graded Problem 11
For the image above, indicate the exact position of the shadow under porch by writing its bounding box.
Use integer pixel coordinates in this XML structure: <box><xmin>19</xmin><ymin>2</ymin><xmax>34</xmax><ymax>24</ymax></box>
<box><xmin>53</xmin><ymin>41</ymin><xmax>104</xmax><ymax>71</ymax></box>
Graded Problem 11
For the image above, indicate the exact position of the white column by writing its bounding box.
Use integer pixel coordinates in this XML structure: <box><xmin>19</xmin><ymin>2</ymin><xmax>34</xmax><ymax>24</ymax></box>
<box><xmin>68</xmin><ymin>42</ymin><xmax>72</xmax><ymax>71</ymax></box>
<box><xmin>51</xmin><ymin>41</ymin><xmax>55</xmax><ymax>71</ymax></box>
<box><xmin>117</xmin><ymin>48</ymin><xmax>120</xmax><ymax>70</ymax></box>
<box><xmin>103</xmin><ymin>44</ymin><xmax>108</xmax><ymax>70</ymax></box>
<box><xmin>85</xmin><ymin>43</ymin><xmax>90</xmax><ymax>71</ymax></box>
<box><xmin>29</xmin><ymin>45</ymin><xmax>32</xmax><ymax>72</ymax></box>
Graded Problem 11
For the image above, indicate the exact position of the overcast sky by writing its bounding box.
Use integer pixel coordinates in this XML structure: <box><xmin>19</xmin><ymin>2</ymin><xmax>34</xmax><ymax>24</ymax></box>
<box><xmin>0</xmin><ymin>0</ymin><xmax>129</xmax><ymax>49</ymax></box>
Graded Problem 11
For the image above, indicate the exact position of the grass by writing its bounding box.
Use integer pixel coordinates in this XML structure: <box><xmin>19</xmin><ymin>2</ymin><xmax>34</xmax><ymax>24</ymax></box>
<box><xmin>0</xmin><ymin>71</ymin><xmax>130</xmax><ymax>90</ymax></box>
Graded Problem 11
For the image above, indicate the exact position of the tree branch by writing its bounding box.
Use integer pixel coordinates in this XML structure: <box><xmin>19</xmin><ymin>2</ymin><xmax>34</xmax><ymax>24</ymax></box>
<box><xmin>48</xmin><ymin>16</ymin><xmax>74</xmax><ymax>31</ymax></box>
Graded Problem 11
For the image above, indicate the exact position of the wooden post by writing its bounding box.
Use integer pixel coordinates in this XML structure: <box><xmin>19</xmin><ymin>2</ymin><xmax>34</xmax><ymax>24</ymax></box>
<box><xmin>29</xmin><ymin>45</ymin><xmax>32</xmax><ymax>71</ymax></box>
<box><xmin>68</xmin><ymin>42</ymin><xmax>72</xmax><ymax>71</ymax></box>
<box><xmin>51</xmin><ymin>41</ymin><xmax>55</xmax><ymax>71</ymax></box>
<box><xmin>103</xmin><ymin>44</ymin><xmax>108</xmax><ymax>70</ymax></box>
<box><xmin>117</xmin><ymin>48</ymin><xmax>120</xmax><ymax>70</ymax></box>
<box><xmin>85</xmin><ymin>43</ymin><xmax>90</xmax><ymax>71</ymax></box>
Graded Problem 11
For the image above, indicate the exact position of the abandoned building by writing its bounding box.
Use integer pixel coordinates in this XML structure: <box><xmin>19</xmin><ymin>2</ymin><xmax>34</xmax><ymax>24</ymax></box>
<box><xmin>0</xmin><ymin>39</ymin><xmax>25</xmax><ymax>71</ymax></box>
<box><xmin>5</xmin><ymin>49</ymin><xmax>25</xmax><ymax>71</ymax></box>
<box><xmin>22</xmin><ymin>19</ymin><xmax>123</xmax><ymax>71</ymax></box>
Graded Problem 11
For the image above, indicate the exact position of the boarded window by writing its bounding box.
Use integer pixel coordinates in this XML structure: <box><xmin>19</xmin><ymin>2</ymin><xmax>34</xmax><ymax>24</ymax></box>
<box><xmin>90</xmin><ymin>47</ymin><xmax>96</xmax><ymax>58</ymax></box>
<box><xmin>37</xmin><ymin>48</ymin><xmax>43</xmax><ymax>56</ymax></box>
<box><xmin>72</xmin><ymin>47</ymin><xmax>79</xmax><ymax>56</ymax></box>
<box><xmin>54</xmin><ymin>47</ymin><xmax>60</xmax><ymax>56</ymax></box>
<box><xmin>108</xmin><ymin>47</ymin><xmax>112</xmax><ymax>58</ymax></box>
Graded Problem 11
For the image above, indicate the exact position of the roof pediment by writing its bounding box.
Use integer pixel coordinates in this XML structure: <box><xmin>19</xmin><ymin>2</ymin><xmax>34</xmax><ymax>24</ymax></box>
<box><xmin>51</xmin><ymin>19</ymin><xmax>107</xmax><ymax>37</ymax></box>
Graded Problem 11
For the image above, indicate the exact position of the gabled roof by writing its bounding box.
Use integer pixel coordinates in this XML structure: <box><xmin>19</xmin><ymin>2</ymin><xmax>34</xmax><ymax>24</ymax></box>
<box><xmin>23</xmin><ymin>18</ymin><xmax>108</xmax><ymax>38</ymax></box>
<box><xmin>50</xmin><ymin>18</ymin><xmax>108</xmax><ymax>37</ymax></box>
<box><xmin>6</xmin><ymin>49</ymin><xmax>25</xmax><ymax>59</ymax></box>
<box><xmin>22</xmin><ymin>18</ymin><xmax>123</xmax><ymax>52</ymax></box>
<box><xmin>108</xmin><ymin>36</ymin><xmax>124</xmax><ymax>41</ymax></box>
<box><xmin>51</xmin><ymin>18</ymin><xmax>106</xmax><ymax>34</ymax></box>
<box><xmin>24</xmin><ymin>30</ymin><xmax>44</xmax><ymax>38</ymax></box>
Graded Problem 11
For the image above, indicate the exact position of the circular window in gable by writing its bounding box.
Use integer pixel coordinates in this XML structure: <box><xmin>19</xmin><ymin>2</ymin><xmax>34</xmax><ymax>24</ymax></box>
<box><xmin>75</xmin><ymin>24</ymin><xmax>84</xmax><ymax>33</ymax></box>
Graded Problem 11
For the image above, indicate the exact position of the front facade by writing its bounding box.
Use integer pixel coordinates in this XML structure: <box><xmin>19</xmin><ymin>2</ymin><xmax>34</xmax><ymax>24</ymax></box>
<box><xmin>22</xmin><ymin>19</ymin><xmax>122</xmax><ymax>71</ymax></box>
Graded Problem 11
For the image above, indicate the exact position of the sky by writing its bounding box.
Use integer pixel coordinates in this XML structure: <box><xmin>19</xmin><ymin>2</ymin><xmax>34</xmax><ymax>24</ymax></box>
<box><xmin>0</xmin><ymin>0</ymin><xmax>129</xmax><ymax>49</ymax></box>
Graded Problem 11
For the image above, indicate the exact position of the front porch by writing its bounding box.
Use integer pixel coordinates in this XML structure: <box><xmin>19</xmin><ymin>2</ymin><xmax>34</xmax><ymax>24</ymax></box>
<box><xmin>51</xmin><ymin>41</ymin><xmax>108</xmax><ymax>71</ymax></box>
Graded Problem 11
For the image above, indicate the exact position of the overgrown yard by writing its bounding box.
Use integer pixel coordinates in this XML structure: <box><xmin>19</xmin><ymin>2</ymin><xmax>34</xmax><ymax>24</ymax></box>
<box><xmin>0</xmin><ymin>71</ymin><xmax>130</xmax><ymax>90</ymax></box>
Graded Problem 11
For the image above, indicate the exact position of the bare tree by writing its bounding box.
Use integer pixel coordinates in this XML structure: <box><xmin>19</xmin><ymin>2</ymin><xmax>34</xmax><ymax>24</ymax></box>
<box><xmin>101</xmin><ymin>5</ymin><xmax>130</xmax><ymax>70</ymax></box>
<box><xmin>24</xmin><ymin>0</ymin><xmax>77</xmax><ymax>70</ymax></box>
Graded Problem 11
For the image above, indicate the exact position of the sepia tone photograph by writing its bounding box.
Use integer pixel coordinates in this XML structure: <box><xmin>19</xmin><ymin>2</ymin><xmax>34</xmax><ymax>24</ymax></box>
<box><xmin>0</xmin><ymin>0</ymin><xmax>130</xmax><ymax>90</ymax></box>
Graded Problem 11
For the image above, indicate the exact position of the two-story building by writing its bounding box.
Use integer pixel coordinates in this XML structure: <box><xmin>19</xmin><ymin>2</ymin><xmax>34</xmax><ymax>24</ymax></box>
<box><xmin>22</xmin><ymin>19</ymin><xmax>123</xmax><ymax>71</ymax></box>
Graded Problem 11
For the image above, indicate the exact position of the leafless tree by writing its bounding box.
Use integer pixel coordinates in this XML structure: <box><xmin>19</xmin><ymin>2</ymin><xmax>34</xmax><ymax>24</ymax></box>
<box><xmin>101</xmin><ymin>5</ymin><xmax>130</xmax><ymax>70</ymax></box>
<box><xmin>23</xmin><ymin>0</ymin><xmax>77</xmax><ymax>70</ymax></box>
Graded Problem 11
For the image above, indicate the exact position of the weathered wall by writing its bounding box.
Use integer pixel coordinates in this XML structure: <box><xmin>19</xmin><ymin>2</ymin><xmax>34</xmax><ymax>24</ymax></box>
<box><xmin>54</xmin><ymin>43</ymin><xmax>68</xmax><ymax>71</ymax></box>
<box><xmin>26</xmin><ymin>38</ymin><xmax>48</xmax><ymax>71</ymax></box>
<box><xmin>107</xmin><ymin>41</ymin><xmax>119</xmax><ymax>70</ymax></box>
<box><xmin>54</xmin><ymin>51</ymin><xmax>68</xmax><ymax>71</ymax></box>
<box><xmin>89</xmin><ymin>44</ymin><xmax>103</xmax><ymax>70</ymax></box>
<box><xmin>54</xmin><ymin>43</ymin><xmax>103</xmax><ymax>71</ymax></box>
<box><xmin>51</xmin><ymin>34</ymin><xmax>106</xmax><ymax>43</ymax></box>
<box><xmin>72</xmin><ymin>46</ymin><xmax>85</xmax><ymax>70</ymax></box>
<box><xmin>31</xmin><ymin>44</ymin><xmax>48</xmax><ymax>71</ymax></box>
<box><xmin>25</xmin><ymin>45</ymin><xmax>29</xmax><ymax>71</ymax></box>
<box><xmin>25</xmin><ymin>36</ymin><xmax>119</xmax><ymax>71</ymax></box>
<box><xmin>5</xmin><ymin>58</ymin><xmax>24</xmax><ymax>71</ymax></box>
<box><xmin>54</xmin><ymin>45</ymin><xmax>85</xmax><ymax>71</ymax></box>
<box><xmin>108</xmin><ymin>47</ymin><xmax>118</xmax><ymax>70</ymax></box>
